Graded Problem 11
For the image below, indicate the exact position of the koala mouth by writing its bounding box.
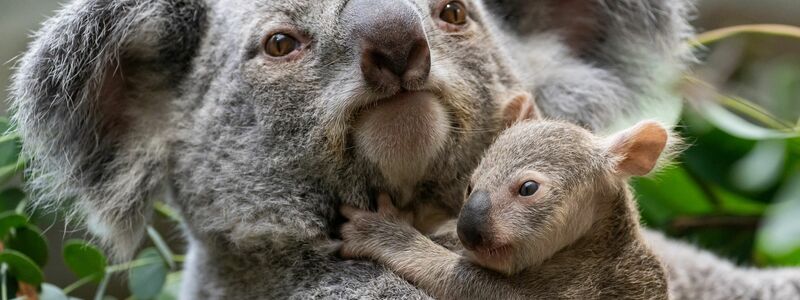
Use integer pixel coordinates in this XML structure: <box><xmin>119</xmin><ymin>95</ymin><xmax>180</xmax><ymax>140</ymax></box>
<box><xmin>467</xmin><ymin>244</ymin><xmax>514</xmax><ymax>271</ymax></box>
<box><xmin>473</xmin><ymin>244</ymin><xmax>513</xmax><ymax>260</ymax></box>
<box><xmin>352</xmin><ymin>91</ymin><xmax>450</xmax><ymax>193</ymax></box>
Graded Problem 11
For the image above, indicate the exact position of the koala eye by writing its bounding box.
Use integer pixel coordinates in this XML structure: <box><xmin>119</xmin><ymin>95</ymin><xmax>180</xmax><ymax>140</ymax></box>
<box><xmin>466</xmin><ymin>184</ymin><xmax>473</xmax><ymax>196</ymax></box>
<box><xmin>265</xmin><ymin>33</ymin><xmax>300</xmax><ymax>57</ymax></box>
<box><xmin>518</xmin><ymin>181</ymin><xmax>539</xmax><ymax>197</ymax></box>
<box><xmin>440</xmin><ymin>2</ymin><xmax>468</xmax><ymax>25</ymax></box>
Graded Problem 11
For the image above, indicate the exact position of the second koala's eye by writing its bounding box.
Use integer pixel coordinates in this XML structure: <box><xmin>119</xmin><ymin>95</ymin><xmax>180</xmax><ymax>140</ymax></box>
<box><xmin>466</xmin><ymin>184</ymin><xmax>473</xmax><ymax>196</ymax></box>
<box><xmin>440</xmin><ymin>2</ymin><xmax>467</xmax><ymax>25</ymax></box>
<box><xmin>519</xmin><ymin>181</ymin><xmax>539</xmax><ymax>197</ymax></box>
<box><xmin>265</xmin><ymin>33</ymin><xmax>300</xmax><ymax>57</ymax></box>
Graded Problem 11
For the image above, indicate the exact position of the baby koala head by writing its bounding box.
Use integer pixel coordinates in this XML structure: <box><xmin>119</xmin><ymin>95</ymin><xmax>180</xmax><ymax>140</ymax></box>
<box><xmin>457</xmin><ymin>120</ymin><xmax>671</xmax><ymax>275</ymax></box>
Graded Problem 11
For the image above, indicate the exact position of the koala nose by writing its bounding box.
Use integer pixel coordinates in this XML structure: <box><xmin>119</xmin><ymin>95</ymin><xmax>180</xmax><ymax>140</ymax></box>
<box><xmin>457</xmin><ymin>190</ymin><xmax>492</xmax><ymax>250</ymax></box>
<box><xmin>343</xmin><ymin>0</ymin><xmax>431</xmax><ymax>91</ymax></box>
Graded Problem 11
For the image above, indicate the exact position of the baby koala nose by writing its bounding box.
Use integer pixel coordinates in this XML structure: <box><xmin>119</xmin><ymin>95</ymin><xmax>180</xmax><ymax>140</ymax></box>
<box><xmin>458</xmin><ymin>190</ymin><xmax>493</xmax><ymax>250</ymax></box>
<box><xmin>344</xmin><ymin>0</ymin><xmax>431</xmax><ymax>92</ymax></box>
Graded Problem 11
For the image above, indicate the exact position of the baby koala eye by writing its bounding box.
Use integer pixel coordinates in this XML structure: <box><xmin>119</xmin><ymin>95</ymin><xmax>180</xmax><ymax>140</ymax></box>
<box><xmin>440</xmin><ymin>1</ymin><xmax>468</xmax><ymax>25</ymax></box>
<box><xmin>264</xmin><ymin>33</ymin><xmax>300</xmax><ymax>57</ymax></box>
<box><xmin>518</xmin><ymin>181</ymin><xmax>540</xmax><ymax>197</ymax></box>
<box><xmin>466</xmin><ymin>184</ymin><xmax>473</xmax><ymax>196</ymax></box>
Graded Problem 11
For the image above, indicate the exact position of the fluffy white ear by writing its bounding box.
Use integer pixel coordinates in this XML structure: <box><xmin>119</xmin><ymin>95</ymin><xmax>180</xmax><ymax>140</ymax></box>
<box><xmin>501</xmin><ymin>92</ymin><xmax>539</xmax><ymax>128</ymax></box>
<box><xmin>605</xmin><ymin>121</ymin><xmax>669</xmax><ymax>177</ymax></box>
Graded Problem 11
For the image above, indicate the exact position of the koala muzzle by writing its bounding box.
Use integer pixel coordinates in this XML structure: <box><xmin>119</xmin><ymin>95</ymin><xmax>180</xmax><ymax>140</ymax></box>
<box><xmin>343</xmin><ymin>0</ymin><xmax>431</xmax><ymax>91</ymax></box>
<box><xmin>458</xmin><ymin>190</ymin><xmax>493</xmax><ymax>250</ymax></box>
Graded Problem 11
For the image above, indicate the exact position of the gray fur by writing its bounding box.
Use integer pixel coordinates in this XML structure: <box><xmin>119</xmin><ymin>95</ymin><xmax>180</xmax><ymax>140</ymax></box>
<box><xmin>340</xmin><ymin>120</ymin><xmax>670</xmax><ymax>300</ymax></box>
<box><xmin>9</xmin><ymin>0</ymin><xmax>798</xmax><ymax>299</ymax></box>
<box><xmin>488</xmin><ymin>0</ymin><xmax>696</xmax><ymax>132</ymax></box>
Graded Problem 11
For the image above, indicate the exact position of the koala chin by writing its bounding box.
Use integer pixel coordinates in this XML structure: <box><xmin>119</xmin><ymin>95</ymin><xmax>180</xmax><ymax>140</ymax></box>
<box><xmin>353</xmin><ymin>91</ymin><xmax>450</xmax><ymax>197</ymax></box>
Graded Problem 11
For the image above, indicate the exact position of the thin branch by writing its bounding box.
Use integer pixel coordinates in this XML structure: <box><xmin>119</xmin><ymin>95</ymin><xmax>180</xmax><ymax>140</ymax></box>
<box><xmin>671</xmin><ymin>215</ymin><xmax>761</xmax><ymax>232</ymax></box>
<box><xmin>692</xmin><ymin>24</ymin><xmax>800</xmax><ymax>48</ymax></box>
<box><xmin>147</xmin><ymin>226</ymin><xmax>176</xmax><ymax>269</ymax></box>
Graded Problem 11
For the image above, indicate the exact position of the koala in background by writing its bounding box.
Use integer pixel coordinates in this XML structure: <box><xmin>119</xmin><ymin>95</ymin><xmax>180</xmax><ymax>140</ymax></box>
<box><xmin>340</xmin><ymin>119</ymin><xmax>674</xmax><ymax>300</ymax></box>
<box><xmin>487</xmin><ymin>0</ymin><xmax>695</xmax><ymax>132</ymax></box>
<box><xmin>11</xmin><ymin>0</ymin><xmax>800</xmax><ymax>299</ymax></box>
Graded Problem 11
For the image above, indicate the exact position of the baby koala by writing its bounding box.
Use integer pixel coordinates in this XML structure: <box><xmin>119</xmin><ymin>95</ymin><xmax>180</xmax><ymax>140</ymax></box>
<box><xmin>340</xmin><ymin>119</ymin><xmax>673</xmax><ymax>299</ymax></box>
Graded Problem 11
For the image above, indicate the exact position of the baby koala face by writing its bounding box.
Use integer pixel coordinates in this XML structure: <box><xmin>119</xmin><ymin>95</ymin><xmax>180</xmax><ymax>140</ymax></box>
<box><xmin>457</xmin><ymin>120</ymin><xmax>669</xmax><ymax>275</ymax></box>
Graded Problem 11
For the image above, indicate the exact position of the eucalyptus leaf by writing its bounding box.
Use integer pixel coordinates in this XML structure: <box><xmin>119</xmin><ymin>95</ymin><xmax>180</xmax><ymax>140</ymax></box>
<box><xmin>633</xmin><ymin>165</ymin><xmax>716</xmax><ymax>228</ymax></box>
<box><xmin>0</xmin><ymin>250</ymin><xmax>43</xmax><ymax>285</ymax></box>
<box><xmin>693</xmin><ymin>99</ymin><xmax>799</xmax><ymax>140</ymax></box>
<box><xmin>0</xmin><ymin>133</ymin><xmax>20</xmax><ymax>168</ymax></box>
<box><xmin>0</xmin><ymin>212</ymin><xmax>28</xmax><ymax>239</ymax></box>
<box><xmin>40</xmin><ymin>283</ymin><xmax>70</xmax><ymax>300</ymax></box>
<box><xmin>0</xmin><ymin>188</ymin><xmax>25</xmax><ymax>213</ymax></box>
<box><xmin>756</xmin><ymin>171</ymin><xmax>800</xmax><ymax>264</ymax></box>
<box><xmin>63</xmin><ymin>240</ymin><xmax>106</xmax><ymax>282</ymax></box>
<box><xmin>730</xmin><ymin>140</ymin><xmax>786</xmax><ymax>193</ymax></box>
<box><xmin>129</xmin><ymin>248</ymin><xmax>167</xmax><ymax>300</ymax></box>
<box><xmin>156</xmin><ymin>272</ymin><xmax>183</xmax><ymax>300</ymax></box>
<box><xmin>7</xmin><ymin>224</ymin><xmax>48</xmax><ymax>267</ymax></box>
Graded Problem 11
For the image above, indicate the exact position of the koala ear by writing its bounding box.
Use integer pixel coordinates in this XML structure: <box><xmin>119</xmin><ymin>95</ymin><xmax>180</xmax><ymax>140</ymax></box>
<box><xmin>604</xmin><ymin>121</ymin><xmax>669</xmax><ymax>177</ymax></box>
<box><xmin>501</xmin><ymin>92</ymin><xmax>539</xmax><ymax>128</ymax></box>
<box><xmin>11</xmin><ymin>0</ymin><xmax>207</xmax><ymax>259</ymax></box>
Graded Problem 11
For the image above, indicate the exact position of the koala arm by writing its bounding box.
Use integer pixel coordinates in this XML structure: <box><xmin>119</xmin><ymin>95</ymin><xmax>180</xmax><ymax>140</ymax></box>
<box><xmin>643</xmin><ymin>230</ymin><xmax>800</xmax><ymax>300</ymax></box>
<box><xmin>340</xmin><ymin>199</ymin><xmax>525</xmax><ymax>300</ymax></box>
<box><xmin>488</xmin><ymin>0</ymin><xmax>695</xmax><ymax>132</ymax></box>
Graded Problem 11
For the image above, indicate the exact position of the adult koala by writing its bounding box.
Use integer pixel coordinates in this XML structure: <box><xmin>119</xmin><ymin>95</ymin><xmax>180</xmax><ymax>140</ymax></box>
<box><xmin>10</xmin><ymin>0</ymin><xmax>799</xmax><ymax>299</ymax></box>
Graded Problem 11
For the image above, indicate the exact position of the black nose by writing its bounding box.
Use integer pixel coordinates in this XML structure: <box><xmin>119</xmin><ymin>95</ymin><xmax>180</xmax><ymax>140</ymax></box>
<box><xmin>457</xmin><ymin>190</ymin><xmax>492</xmax><ymax>250</ymax></box>
<box><xmin>343</xmin><ymin>0</ymin><xmax>431</xmax><ymax>92</ymax></box>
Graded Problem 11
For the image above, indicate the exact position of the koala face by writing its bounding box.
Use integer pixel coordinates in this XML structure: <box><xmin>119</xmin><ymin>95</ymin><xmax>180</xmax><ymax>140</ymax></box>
<box><xmin>458</xmin><ymin>121</ymin><xmax>610</xmax><ymax>274</ymax></box>
<box><xmin>167</xmin><ymin>0</ymin><xmax>521</xmax><ymax>246</ymax></box>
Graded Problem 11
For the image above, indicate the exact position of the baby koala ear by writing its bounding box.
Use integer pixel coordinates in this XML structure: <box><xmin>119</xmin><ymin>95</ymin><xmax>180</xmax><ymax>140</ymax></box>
<box><xmin>605</xmin><ymin>121</ymin><xmax>669</xmax><ymax>177</ymax></box>
<box><xmin>501</xmin><ymin>91</ymin><xmax>539</xmax><ymax>128</ymax></box>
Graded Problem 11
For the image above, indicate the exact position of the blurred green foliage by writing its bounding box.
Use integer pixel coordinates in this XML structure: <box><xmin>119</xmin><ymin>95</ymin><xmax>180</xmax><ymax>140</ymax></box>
<box><xmin>635</xmin><ymin>25</ymin><xmax>800</xmax><ymax>266</ymax></box>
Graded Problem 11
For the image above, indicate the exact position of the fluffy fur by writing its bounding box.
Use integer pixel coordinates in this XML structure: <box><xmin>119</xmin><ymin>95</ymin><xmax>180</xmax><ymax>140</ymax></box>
<box><xmin>10</xmin><ymin>0</ymin><xmax>799</xmax><ymax>299</ymax></box>
<box><xmin>340</xmin><ymin>120</ymin><xmax>671</xmax><ymax>299</ymax></box>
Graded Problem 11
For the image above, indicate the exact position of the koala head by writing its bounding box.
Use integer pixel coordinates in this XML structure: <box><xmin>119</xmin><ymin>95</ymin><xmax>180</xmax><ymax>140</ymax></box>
<box><xmin>458</xmin><ymin>120</ymin><xmax>669</xmax><ymax>275</ymax></box>
<box><xmin>11</xmin><ymin>0</ymin><xmax>528</xmax><ymax>257</ymax></box>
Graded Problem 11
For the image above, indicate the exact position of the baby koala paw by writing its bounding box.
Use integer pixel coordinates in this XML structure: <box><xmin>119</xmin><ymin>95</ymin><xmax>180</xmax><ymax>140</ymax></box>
<box><xmin>339</xmin><ymin>193</ymin><xmax>416</xmax><ymax>260</ymax></box>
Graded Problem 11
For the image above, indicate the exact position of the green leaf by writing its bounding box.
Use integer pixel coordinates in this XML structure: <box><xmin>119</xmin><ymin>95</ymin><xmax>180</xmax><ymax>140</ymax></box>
<box><xmin>756</xmin><ymin>171</ymin><xmax>800</xmax><ymax>265</ymax></box>
<box><xmin>7</xmin><ymin>224</ymin><xmax>48</xmax><ymax>267</ymax></box>
<box><xmin>0</xmin><ymin>212</ymin><xmax>28</xmax><ymax>239</ymax></box>
<box><xmin>0</xmin><ymin>135</ymin><xmax>20</xmax><ymax>167</ymax></box>
<box><xmin>0</xmin><ymin>159</ymin><xmax>24</xmax><ymax>184</ymax></box>
<box><xmin>633</xmin><ymin>166</ymin><xmax>716</xmax><ymax>227</ymax></box>
<box><xmin>693</xmin><ymin>98</ymin><xmax>799</xmax><ymax>140</ymax></box>
<box><xmin>63</xmin><ymin>240</ymin><xmax>106</xmax><ymax>282</ymax></box>
<box><xmin>129</xmin><ymin>248</ymin><xmax>168</xmax><ymax>300</ymax></box>
<box><xmin>0</xmin><ymin>188</ymin><xmax>25</xmax><ymax>213</ymax></box>
<box><xmin>156</xmin><ymin>272</ymin><xmax>183</xmax><ymax>300</ymax></box>
<box><xmin>730</xmin><ymin>140</ymin><xmax>786</xmax><ymax>193</ymax></box>
<box><xmin>0</xmin><ymin>130</ymin><xmax>21</xmax><ymax>181</ymax></box>
<box><xmin>713</xmin><ymin>187</ymin><xmax>768</xmax><ymax>216</ymax></box>
<box><xmin>40</xmin><ymin>283</ymin><xmax>70</xmax><ymax>300</ymax></box>
<box><xmin>0</xmin><ymin>250</ymin><xmax>43</xmax><ymax>285</ymax></box>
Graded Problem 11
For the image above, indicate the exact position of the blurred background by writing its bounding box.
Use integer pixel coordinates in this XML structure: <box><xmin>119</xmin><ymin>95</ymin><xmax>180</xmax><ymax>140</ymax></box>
<box><xmin>0</xmin><ymin>0</ymin><xmax>799</xmax><ymax>299</ymax></box>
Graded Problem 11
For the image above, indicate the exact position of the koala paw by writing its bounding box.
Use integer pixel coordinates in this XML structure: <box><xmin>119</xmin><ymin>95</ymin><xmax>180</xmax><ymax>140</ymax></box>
<box><xmin>339</xmin><ymin>193</ymin><xmax>415</xmax><ymax>260</ymax></box>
